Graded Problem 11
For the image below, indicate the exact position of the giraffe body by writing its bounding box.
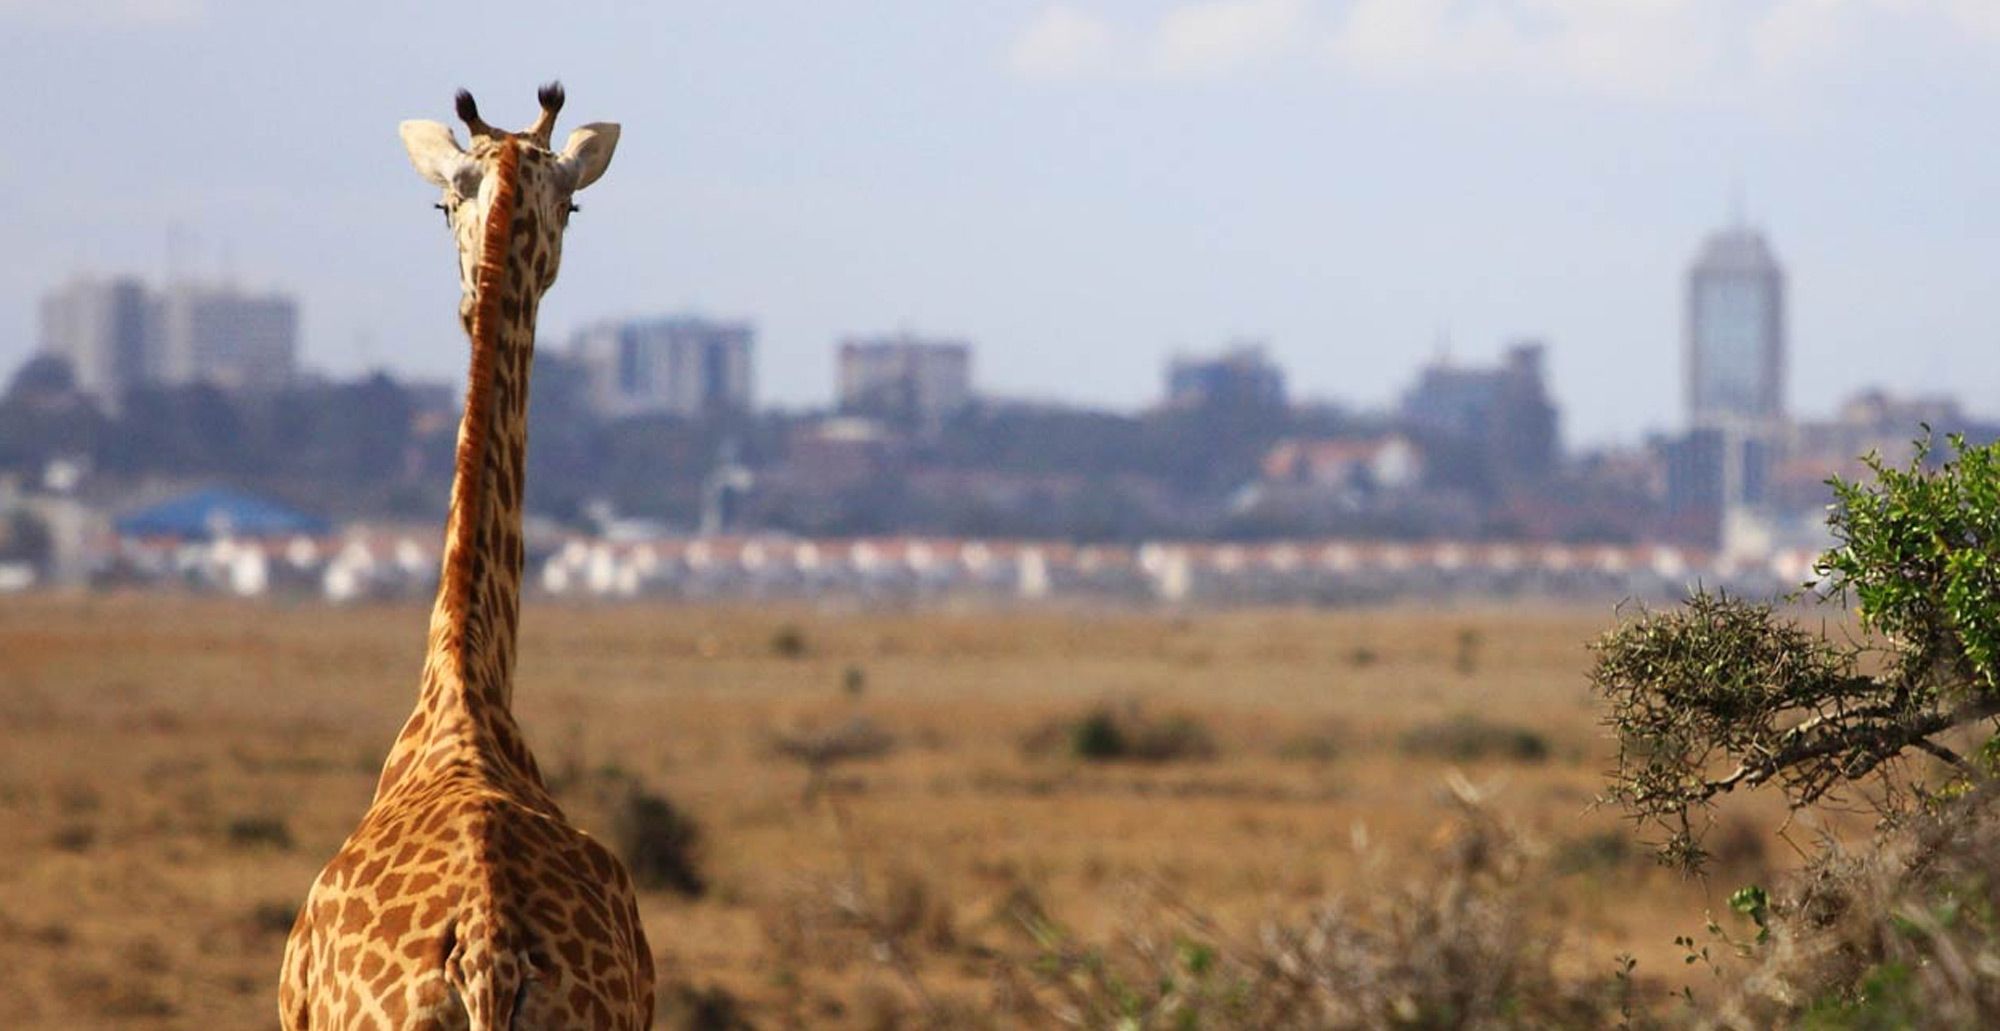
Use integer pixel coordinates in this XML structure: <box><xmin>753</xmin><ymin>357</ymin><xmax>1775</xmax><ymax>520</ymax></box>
<box><xmin>281</xmin><ymin>85</ymin><xmax>649</xmax><ymax>1030</ymax></box>
<box><xmin>283</xmin><ymin>775</ymin><xmax>648</xmax><ymax>1029</ymax></box>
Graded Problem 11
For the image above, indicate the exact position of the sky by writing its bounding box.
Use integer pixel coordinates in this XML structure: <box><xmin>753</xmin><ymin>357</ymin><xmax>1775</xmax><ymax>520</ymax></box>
<box><xmin>1</xmin><ymin>0</ymin><xmax>1997</xmax><ymax>446</ymax></box>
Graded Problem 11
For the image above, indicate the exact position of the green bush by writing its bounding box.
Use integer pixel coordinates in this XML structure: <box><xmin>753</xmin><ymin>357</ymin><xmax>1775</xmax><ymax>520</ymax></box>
<box><xmin>770</xmin><ymin>623</ymin><xmax>809</xmax><ymax>659</ymax></box>
<box><xmin>50</xmin><ymin>823</ymin><xmax>95</xmax><ymax>852</ymax></box>
<box><xmin>1069</xmin><ymin>709</ymin><xmax>1126</xmax><ymax>760</ymax></box>
<box><xmin>225</xmin><ymin>815</ymin><xmax>293</xmax><ymax>850</ymax></box>
<box><xmin>1036</xmin><ymin>704</ymin><xmax>1219</xmax><ymax>764</ymax></box>
<box><xmin>613</xmin><ymin>787</ymin><xmax>705</xmax><ymax>897</ymax></box>
<box><xmin>250</xmin><ymin>901</ymin><xmax>299</xmax><ymax>936</ymax></box>
<box><xmin>1398</xmin><ymin>715</ymin><xmax>1549</xmax><ymax>763</ymax></box>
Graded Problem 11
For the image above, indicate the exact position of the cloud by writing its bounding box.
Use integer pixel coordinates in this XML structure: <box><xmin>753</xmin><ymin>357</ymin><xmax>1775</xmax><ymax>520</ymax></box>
<box><xmin>1329</xmin><ymin>0</ymin><xmax>1735</xmax><ymax>101</ymax></box>
<box><xmin>1149</xmin><ymin>0</ymin><xmax>1310</xmax><ymax>77</ymax></box>
<box><xmin>0</xmin><ymin>0</ymin><xmax>206</xmax><ymax>27</ymax></box>
<box><xmin>1937</xmin><ymin>0</ymin><xmax>2000</xmax><ymax>38</ymax></box>
<box><xmin>1007</xmin><ymin>4</ymin><xmax>1116</xmax><ymax>81</ymax></box>
<box><xmin>1005</xmin><ymin>0</ymin><xmax>1310</xmax><ymax>82</ymax></box>
<box><xmin>1007</xmin><ymin>0</ymin><xmax>2000</xmax><ymax>100</ymax></box>
<box><xmin>1750</xmin><ymin>0</ymin><xmax>1865</xmax><ymax>81</ymax></box>
<box><xmin>1328</xmin><ymin>0</ymin><xmax>2000</xmax><ymax>100</ymax></box>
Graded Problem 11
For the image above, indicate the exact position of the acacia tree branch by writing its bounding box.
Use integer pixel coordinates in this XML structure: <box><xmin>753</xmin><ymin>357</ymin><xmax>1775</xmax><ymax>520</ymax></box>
<box><xmin>1695</xmin><ymin>697</ymin><xmax>2000</xmax><ymax>803</ymax></box>
<box><xmin>1910</xmin><ymin>738</ymin><xmax>1971</xmax><ymax>773</ymax></box>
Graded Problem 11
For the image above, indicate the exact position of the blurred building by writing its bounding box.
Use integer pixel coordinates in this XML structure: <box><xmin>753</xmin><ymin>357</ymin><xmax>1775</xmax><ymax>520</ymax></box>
<box><xmin>1796</xmin><ymin>389</ymin><xmax>1967</xmax><ymax>465</ymax></box>
<box><xmin>1261</xmin><ymin>435</ymin><xmax>1425</xmax><ymax>493</ymax></box>
<box><xmin>37</xmin><ymin>275</ymin><xmax>300</xmax><ymax>401</ymax></box>
<box><xmin>1399</xmin><ymin>341</ymin><xmax>1559</xmax><ymax>484</ymax></box>
<box><xmin>1165</xmin><ymin>342</ymin><xmax>1286</xmax><ymax>411</ymax></box>
<box><xmin>154</xmin><ymin>283</ymin><xmax>299</xmax><ymax>391</ymax></box>
<box><xmin>571</xmin><ymin>316</ymin><xmax>755</xmax><ymax>418</ymax></box>
<box><xmin>1686</xmin><ymin>223</ymin><xmax>1785</xmax><ymax>428</ymax></box>
<box><xmin>837</xmin><ymin>333</ymin><xmax>973</xmax><ymax>429</ymax></box>
<box><xmin>115</xmin><ymin>486</ymin><xmax>330</xmax><ymax>542</ymax></box>
<box><xmin>1768</xmin><ymin>389</ymin><xmax>1981</xmax><ymax>512</ymax></box>
<box><xmin>1661</xmin><ymin>425</ymin><xmax>1774</xmax><ymax>547</ymax></box>
<box><xmin>37</xmin><ymin>275</ymin><xmax>154</xmax><ymax>407</ymax></box>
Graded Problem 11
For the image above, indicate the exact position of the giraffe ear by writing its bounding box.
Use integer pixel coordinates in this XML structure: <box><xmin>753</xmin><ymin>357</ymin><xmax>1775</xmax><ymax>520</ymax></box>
<box><xmin>555</xmin><ymin>122</ymin><xmax>620</xmax><ymax>192</ymax></box>
<box><xmin>399</xmin><ymin>119</ymin><xmax>479</xmax><ymax>193</ymax></box>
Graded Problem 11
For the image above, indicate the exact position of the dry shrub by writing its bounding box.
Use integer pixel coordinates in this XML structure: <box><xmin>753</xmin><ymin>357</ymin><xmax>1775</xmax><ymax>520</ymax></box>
<box><xmin>54</xmin><ymin>966</ymin><xmax>177</xmax><ymax>1020</ymax></box>
<box><xmin>1550</xmin><ymin>829</ymin><xmax>1637</xmax><ymax>877</ymax></box>
<box><xmin>765</xmin><ymin>864</ymin><xmax>958</xmax><ymax>969</ymax></box>
<box><xmin>854</xmin><ymin>979</ymin><xmax>912</xmax><ymax>1031</ymax></box>
<box><xmin>1278</xmin><ymin>724</ymin><xmax>1346</xmax><ymax>763</ymax></box>
<box><xmin>871</xmin><ymin>865</ymin><xmax>958</xmax><ymax>953</ymax></box>
<box><xmin>1721</xmin><ymin>784</ymin><xmax>2000</xmax><ymax>1027</ymax></box>
<box><xmin>772</xmin><ymin>716</ymin><xmax>897</xmax><ymax>770</ymax></box>
<box><xmin>55</xmin><ymin>781</ymin><xmax>101</xmax><ymax>815</ymax></box>
<box><xmin>1399</xmin><ymin>715</ymin><xmax>1550</xmax><ymax>764</ymax></box>
<box><xmin>996</xmin><ymin>782</ymin><xmax>1615</xmax><ymax>1029</ymax></box>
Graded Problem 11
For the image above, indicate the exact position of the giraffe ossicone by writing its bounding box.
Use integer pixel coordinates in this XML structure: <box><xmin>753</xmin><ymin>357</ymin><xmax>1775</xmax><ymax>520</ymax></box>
<box><xmin>280</xmin><ymin>85</ymin><xmax>653</xmax><ymax>1030</ymax></box>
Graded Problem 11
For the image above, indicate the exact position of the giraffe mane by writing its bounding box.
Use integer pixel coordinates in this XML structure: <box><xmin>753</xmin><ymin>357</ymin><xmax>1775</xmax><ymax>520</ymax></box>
<box><xmin>438</xmin><ymin>137</ymin><xmax>521</xmax><ymax>688</ymax></box>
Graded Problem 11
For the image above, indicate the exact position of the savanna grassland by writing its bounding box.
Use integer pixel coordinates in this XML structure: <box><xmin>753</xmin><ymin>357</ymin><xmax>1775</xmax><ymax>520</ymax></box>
<box><xmin>0</xmin><ymin>597</ymin><xmax>1812</xmax><ymax>1028</ymax></box>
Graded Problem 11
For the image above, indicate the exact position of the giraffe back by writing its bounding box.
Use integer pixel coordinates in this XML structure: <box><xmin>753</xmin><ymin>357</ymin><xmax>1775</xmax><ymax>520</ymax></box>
<box><xmin>280</xmin><ymin>773</ymin><xmax>653</xmax><ymax>1029</ymax></box>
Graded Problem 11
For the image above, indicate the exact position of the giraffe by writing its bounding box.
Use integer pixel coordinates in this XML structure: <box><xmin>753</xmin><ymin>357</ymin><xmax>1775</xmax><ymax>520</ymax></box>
<box><xmin>279</xmin><ymin>84</ymin><xmax>652</xmax><ymax>1029</ymax></box>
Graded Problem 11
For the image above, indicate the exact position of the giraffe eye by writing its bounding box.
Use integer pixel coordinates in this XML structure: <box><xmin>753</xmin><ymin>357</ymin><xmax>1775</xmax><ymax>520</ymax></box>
<box><xmin>568</xmin><ymin>203</ymin><xmax>581</xmax><ymax>215</ymax></box>
<box><xmin>434</xmin><ymin>202</ymin><xmax>451</xmax><ymax>226</ymax></box>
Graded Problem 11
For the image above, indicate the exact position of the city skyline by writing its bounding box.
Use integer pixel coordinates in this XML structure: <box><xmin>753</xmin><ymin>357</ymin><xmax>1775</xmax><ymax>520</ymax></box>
<box><xmin>4</xmin><ymin>3</ymin><xmax>1998</xmax><ymax>445</ymax></box>
<box><xmin>18</xmin><ymin>252</ymin><xmax>1979</xmax><ymax>439</ymax></box>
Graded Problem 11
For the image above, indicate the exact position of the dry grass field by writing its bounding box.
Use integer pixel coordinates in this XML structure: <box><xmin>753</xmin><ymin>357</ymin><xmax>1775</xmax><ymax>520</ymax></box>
<box><xmin>0</xmin><ymin>596</ymin><xmax>1816</xmax><ymax>1028</ymax></box>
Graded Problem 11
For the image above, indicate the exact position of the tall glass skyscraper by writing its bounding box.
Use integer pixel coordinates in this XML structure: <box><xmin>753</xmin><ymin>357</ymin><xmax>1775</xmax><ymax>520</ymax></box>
<box><xmin>1685</xmin><ymin>225</ymin><xmax>1785</xmax><ymax>427</ymax></box>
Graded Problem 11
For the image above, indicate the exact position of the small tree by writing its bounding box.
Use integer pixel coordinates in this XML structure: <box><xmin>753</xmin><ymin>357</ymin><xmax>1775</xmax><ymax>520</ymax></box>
<box><xmin>1592</xmin><ymin>435</ymin><xmax>2000</xmax><ymax>869</ymax></box>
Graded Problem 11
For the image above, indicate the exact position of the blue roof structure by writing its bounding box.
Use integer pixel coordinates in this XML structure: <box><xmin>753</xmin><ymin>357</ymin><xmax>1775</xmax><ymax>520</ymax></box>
<box><xmin>115</xmin><ymin>487</ymin><xmax>331</xmax><ymax>541</ymax></box>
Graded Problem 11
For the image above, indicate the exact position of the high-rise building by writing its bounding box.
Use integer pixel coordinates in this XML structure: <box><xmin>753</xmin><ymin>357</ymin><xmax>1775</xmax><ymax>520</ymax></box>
<box><xmin>1686</xmin><ymin>223</ymin><xmax>1785</xmax><ymax>428</ymax></box>
<box><xmin>1165</xmin><ymin>342</ymin><xmax>1286</xmax><ymax>411</ymax></box>
<box><xmin>36</xmin><ymin>276</ymin><xmax>154</xmax><ymax>405</ymax></box>
<box><xmin>837</xmin><ymin>333</ymin><xmax>973</xmax><ymax>429</ymax></box>
<box><xmin>37</xmin><ymin>276</ymin><xmax>300</xmax><ymax>401</ymax></box>
<box><xmin>154</xmin><ymin>284</ymin><xmax>299</xmax><ymax>391</ymax></box>
<box><xmin>1399</xmin><ymin>341</ymin><xmax>1560</xmax><ymax>484</ymax></box>
<box><xmin>570</xmin><ymin>316</ymin><xmax>754</xmax><ymax>418</ymax></box>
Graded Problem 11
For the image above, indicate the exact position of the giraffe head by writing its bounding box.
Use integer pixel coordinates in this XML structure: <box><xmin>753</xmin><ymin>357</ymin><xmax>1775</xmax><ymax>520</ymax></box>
<box><xmin>398</xmin><ymin>83</ymin><xmax>619</xmax><ymax>306</ymax></box>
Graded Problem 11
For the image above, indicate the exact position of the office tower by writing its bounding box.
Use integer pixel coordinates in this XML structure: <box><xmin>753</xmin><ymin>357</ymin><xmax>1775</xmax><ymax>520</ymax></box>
<box><xmin>571</xmin><ymin>316</ymin><xmax>755</xmax><ymax>418</ymax></box>
<box><xmin>837</xmin><ymin>333</ymin><xmax>973</xmax><ymax>428</ymax></box>
<box><xmin>1686</xmin><ymin>223</ymin><xmax>1785</xmax><ymax>428</ymax></box>
<box><xmin>1400</xmin><ymin>341</ymin><xmax>1559</xmax><ymax>483</ymax></box>
<box><xmin>1165</xmin><ymin>342</ymin><xmax>1286</xmax><ymax>411</ymax></box>
<box><xmin>36</xmin><ymin>276</ymin><xmax>154</xmax><ymax>404</ymax></box>
<box><xmin>154</xmin><ymin>283</ymin><xmax>299</xmax><ymax>391</ymax></box>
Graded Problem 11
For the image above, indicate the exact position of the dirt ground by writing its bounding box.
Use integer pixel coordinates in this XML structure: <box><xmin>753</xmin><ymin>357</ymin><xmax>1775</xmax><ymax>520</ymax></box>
<box><xmin>0</xmin><ymin>596</ymin><xmax>1817</xmax><ymax>1028</ymax></box>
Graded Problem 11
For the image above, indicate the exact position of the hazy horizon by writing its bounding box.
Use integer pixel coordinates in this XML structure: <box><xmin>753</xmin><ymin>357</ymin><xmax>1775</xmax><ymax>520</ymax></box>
<box><xmin>4</xmin><ymin>1</ymin><xmax>1997</xmax><ymax>446</ymax></box>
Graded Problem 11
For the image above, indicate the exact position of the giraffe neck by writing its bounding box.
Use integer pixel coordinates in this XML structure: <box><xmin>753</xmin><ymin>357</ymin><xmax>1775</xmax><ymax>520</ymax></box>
<box><xmin>376</xmin><ymin>140</ymin><xmax>546</xmax><ymax>802</ymax></box>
